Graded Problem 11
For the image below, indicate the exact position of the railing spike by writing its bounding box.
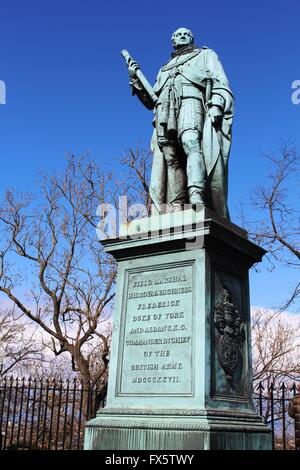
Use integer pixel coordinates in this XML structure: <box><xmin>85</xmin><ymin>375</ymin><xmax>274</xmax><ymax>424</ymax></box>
<box><xmin>291</xmin><ymin>382</ymin><xmax>297</xmax><ymax>393</ymax></box>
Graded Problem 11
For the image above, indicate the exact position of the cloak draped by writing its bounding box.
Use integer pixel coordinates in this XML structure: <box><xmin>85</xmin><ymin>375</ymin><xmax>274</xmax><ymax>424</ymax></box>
<box><xmin>149</xmin><ymin>47</ymin><xmax>234</xmax><ymax>212</ymax></box>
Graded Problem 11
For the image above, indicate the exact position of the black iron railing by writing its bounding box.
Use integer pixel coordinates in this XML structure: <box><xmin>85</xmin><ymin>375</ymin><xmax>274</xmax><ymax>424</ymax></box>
<box><xmin>0</xmin><ymin>376</ymin><xmax>298</xmax><ymax>450</ymax></box>
<box><xmin>0</xmin><ymin>376</ymin><xmax>102</xmax><ymax>450</ymax></box>
<box><xmin>254</xmin><ymin>381</ymin><xmax>298</xmax><ymax>450</ymax></box>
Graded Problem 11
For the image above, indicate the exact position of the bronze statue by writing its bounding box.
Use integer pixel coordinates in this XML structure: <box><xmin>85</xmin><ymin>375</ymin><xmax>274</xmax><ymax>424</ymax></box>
<box><xmin>122</xmin><ymin>27</ymin><xmax>234</xmax><ymax>219</ymax></box>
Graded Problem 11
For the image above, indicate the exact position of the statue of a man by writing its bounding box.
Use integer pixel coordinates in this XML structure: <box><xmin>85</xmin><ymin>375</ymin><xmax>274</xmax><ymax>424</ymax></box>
<box><xmin>127</xmin><ymin>27</ymin><xmax>234</xmax><ymax>219</ymax></box>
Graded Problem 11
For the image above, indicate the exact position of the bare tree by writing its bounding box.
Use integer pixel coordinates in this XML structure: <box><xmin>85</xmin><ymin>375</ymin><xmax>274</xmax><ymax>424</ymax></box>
<box><xmin>244</xmin><ymin>143</ymin><xmax>300</xmax><ymax>311</ymax></box>
<box><xmin>252</xmin><ymin>308</ymin><xmax>300</xmax><ymax>386</ymax></box>
<box><xmin>0</xmin><ymin>156</ymin><xmax>117</xmax><ymax>410</ymax></box>
<box><xmin>0</xmin><ymin>308</ymin><xmax>43</xmax><ymax>377</ymax></box>
<box><xmin>119</xmin><ymin>146</ymin><xmax>152</xmax><ymax>213</ymax></box>
<box><xmin>251</xmin><ymin>307</ymin><xmax>300</xmax><ymax>441</ymax></box>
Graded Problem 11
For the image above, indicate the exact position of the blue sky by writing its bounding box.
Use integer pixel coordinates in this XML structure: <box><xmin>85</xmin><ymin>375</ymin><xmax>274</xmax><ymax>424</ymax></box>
<box><xmin>0</xmin><ymin>0</ymin><xmax>299</xmax><ymax>311</ymax></box>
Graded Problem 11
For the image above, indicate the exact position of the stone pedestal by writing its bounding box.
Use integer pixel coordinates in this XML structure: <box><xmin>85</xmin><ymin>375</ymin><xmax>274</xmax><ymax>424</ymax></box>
<box><xmin>84</xmin><ymin>208</ymin><xmax>272</xmax><ymax>450</ymax></box>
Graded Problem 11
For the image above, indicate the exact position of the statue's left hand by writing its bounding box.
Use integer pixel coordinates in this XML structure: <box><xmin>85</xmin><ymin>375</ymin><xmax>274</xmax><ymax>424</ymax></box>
<box><xmin>208</xmin><ymin>105</ymin><xmax>223</xmax><ymax>128</ymax></box>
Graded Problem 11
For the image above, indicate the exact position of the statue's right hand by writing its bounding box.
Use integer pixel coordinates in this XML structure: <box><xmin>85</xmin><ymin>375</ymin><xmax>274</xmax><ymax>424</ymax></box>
<box><xmin>128</xmin><ymin>60</ymin><xmax>140</xmax><ymax>79</ymax></box>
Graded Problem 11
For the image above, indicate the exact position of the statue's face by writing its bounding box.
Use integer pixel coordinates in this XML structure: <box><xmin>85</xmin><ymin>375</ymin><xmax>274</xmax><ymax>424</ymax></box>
<box><xmin>171</xmin><ymin>28</ymin><xmax>194</xmax><ymax>50</ymax></box>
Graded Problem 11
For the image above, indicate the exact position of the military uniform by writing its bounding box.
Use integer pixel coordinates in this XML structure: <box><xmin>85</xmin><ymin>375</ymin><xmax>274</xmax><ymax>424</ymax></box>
<box><xmin>131</xmin><ymin>44</ymin><xmax>234</xmax><ymax>218</ymax></box>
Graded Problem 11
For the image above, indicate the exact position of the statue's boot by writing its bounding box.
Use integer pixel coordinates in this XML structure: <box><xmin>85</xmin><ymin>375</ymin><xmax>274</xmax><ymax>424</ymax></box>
<box><xmin>171</xmin><ymin>200</ymin><xmax>184</xmax><ymax>212</ymax></box>
<box><xmin>188</xmin><ymin>185</ymin><xmax>205</xmax><ymax>205</ymax></box>
<box><xmin>168</xmin><ymin>173</ymin><xmax>187</xmax><ymax>211</ymax></box>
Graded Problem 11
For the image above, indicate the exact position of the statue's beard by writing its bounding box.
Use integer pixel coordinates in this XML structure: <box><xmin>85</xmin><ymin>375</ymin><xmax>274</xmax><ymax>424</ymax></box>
<box><xmin>171</xmin><ymin>43</ymin><xmax>197</xmax><ymax>58</ymax></box>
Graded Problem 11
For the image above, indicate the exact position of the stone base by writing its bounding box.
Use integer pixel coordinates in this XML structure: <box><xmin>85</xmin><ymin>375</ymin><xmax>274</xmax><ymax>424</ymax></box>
<box><xmin>84</xmin><ymin>208</ymin><xmax>272</xmax><ymax>451</ymax></box>
<box><xmin>84</xmin><ymin>411</ymin><xmax>271</xmax><ymax>450</ymax></box>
